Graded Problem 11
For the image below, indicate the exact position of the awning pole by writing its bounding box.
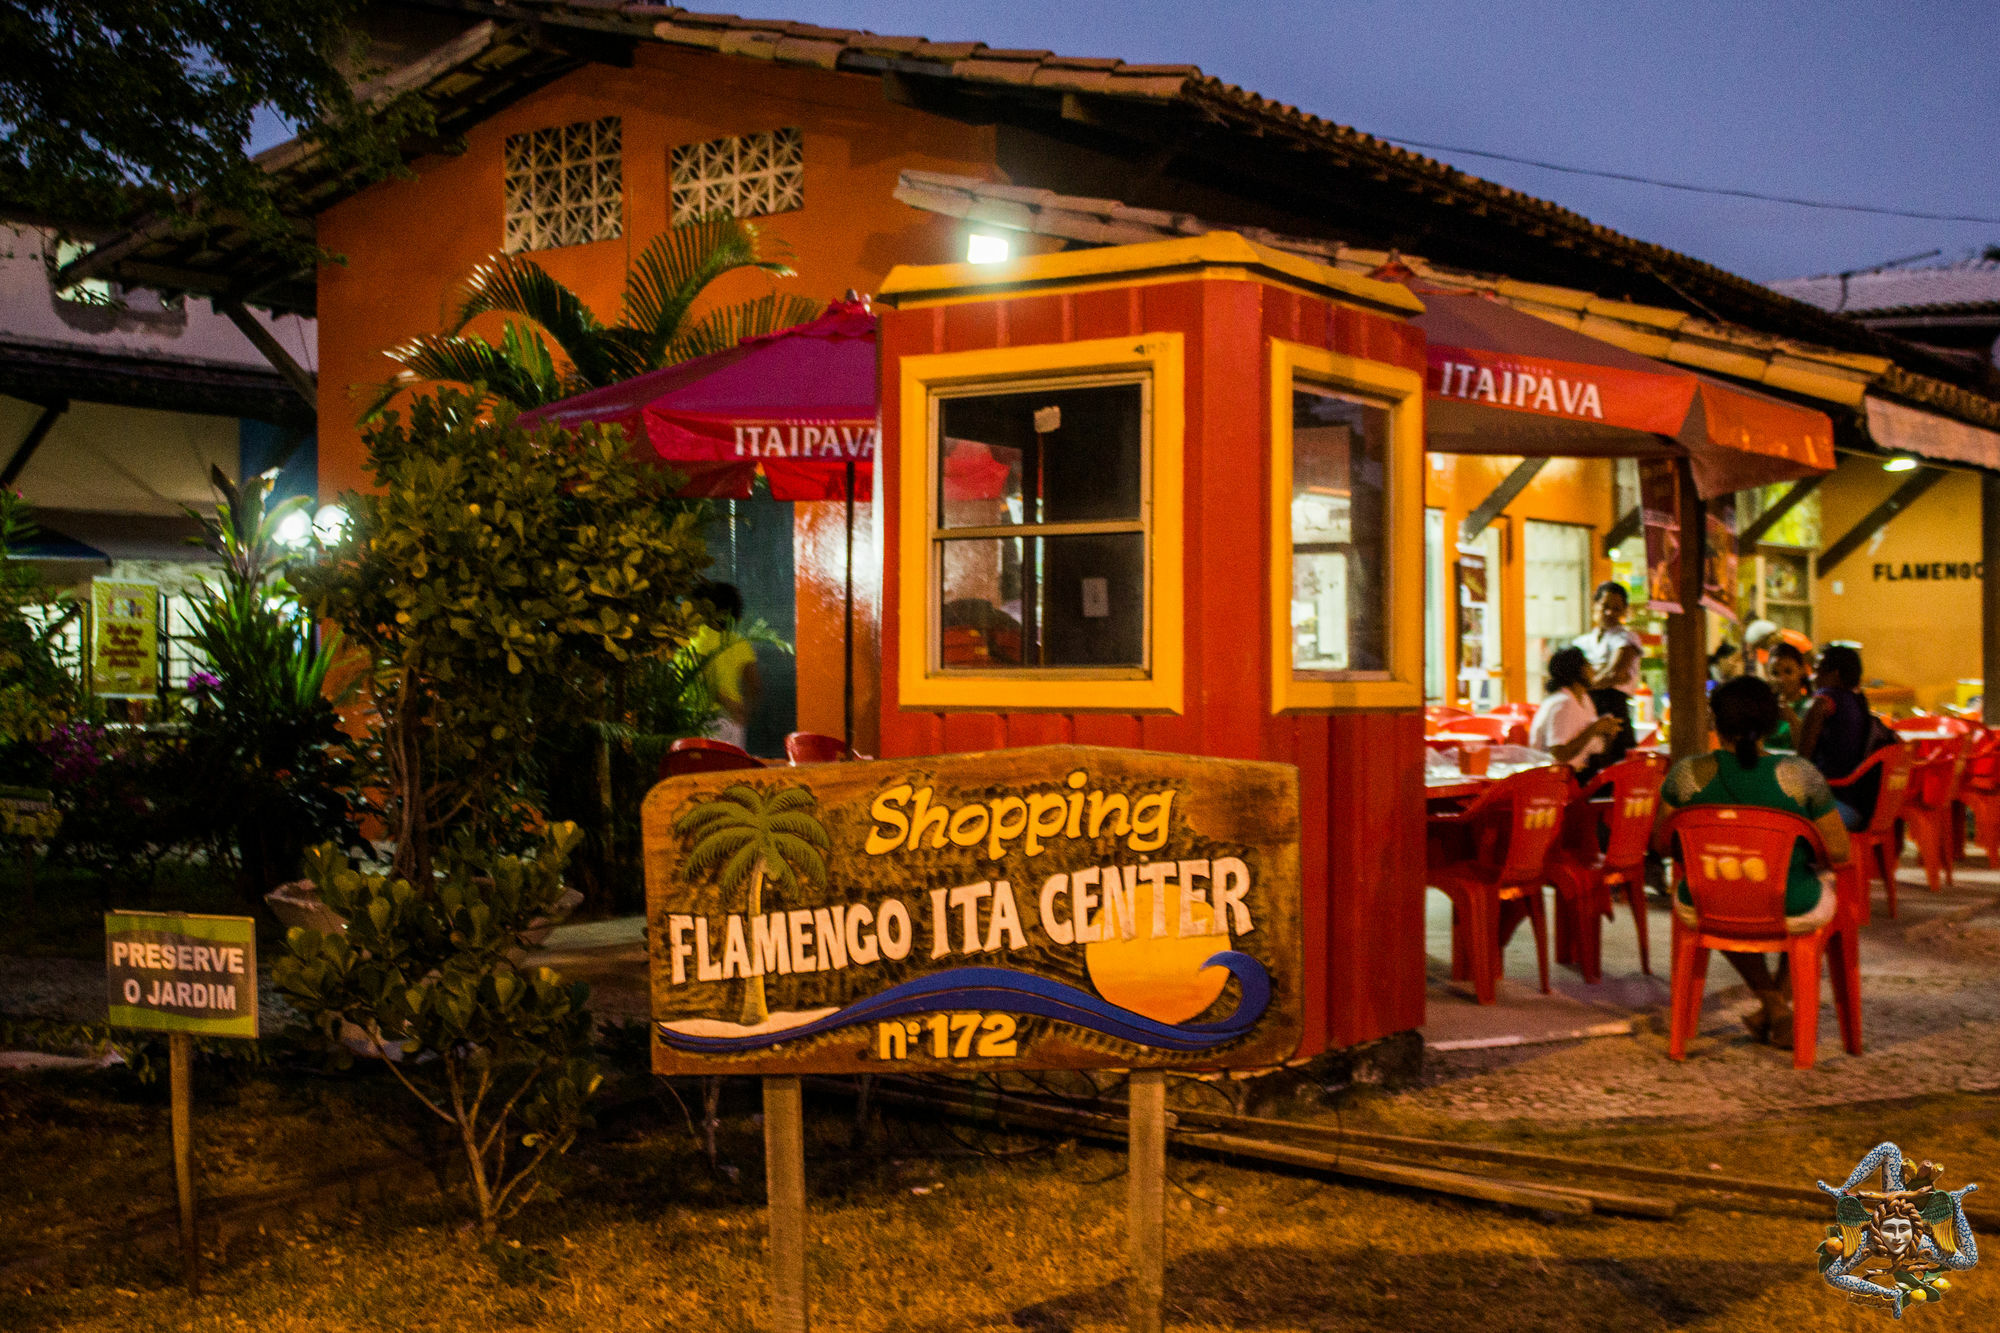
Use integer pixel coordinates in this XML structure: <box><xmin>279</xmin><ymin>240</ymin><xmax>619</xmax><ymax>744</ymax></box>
<box><xmin>1984</xmin><ymin>474</ymin><xmax>2000</xmax><ymax>728</ymax></box>
<box><xmin>1666</xmin><ymin>458</ymin><xmax>1708</xmax><ymax>763</ymax></box>
<box><xmin>843</xmin><ymin>460</ymin><xmax>856</xmax><ymax>751</ymax></box>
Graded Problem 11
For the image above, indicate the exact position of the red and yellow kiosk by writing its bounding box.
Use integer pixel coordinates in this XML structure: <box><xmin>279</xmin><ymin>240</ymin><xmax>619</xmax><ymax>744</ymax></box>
<box><xmin>873</xmin><ymin>234</ymin><xmax>1431</xmax><ymax>1058</ymax></box>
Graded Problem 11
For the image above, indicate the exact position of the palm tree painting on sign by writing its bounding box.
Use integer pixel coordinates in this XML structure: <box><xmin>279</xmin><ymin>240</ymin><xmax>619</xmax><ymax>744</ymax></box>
<box><xmin>673</xmin><ymin>783</ymin><xmax>830</xmax><ymax>1029</ymax></box>
<box><xmin>369</xmin><ymin>215</ymin><xmax>823</xmax><ymax>417</ymax></box>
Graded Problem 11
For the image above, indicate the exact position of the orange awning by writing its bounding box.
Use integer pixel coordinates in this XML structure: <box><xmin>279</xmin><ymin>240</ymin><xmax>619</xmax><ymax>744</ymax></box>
<box><xmin>1414</xmin><ymin>290</ymin><xmax>1834</xmax><ymax>498</ymax></box>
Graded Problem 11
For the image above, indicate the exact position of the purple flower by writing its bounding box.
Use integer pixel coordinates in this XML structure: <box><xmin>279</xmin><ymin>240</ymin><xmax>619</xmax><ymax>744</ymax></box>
<box><xmin>188</xmin><ymin>670</ymin><xmax>222</xmax><ymax>696</ymax></box>
<box><xmin>42</xmin><ymin>721</ymin><xmax>107</xmax><ymax>784</ymax></box>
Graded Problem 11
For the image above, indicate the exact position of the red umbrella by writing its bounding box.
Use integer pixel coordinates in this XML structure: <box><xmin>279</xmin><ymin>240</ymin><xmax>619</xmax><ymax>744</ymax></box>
<box><xmin>519</xmin><ymin>296</ymin><xmax>880</xmax><ymax>744</ymax></box>
<box><xmin>519</xmin><ymin>296</ymin><xmax>878</xmax><ymax>500</ymax></box>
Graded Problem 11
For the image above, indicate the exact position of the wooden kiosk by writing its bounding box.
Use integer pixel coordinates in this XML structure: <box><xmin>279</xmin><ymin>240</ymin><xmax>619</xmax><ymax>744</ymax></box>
<box><xmin>873</xmin><ymin>235</ymin><xmax>1432</xmax><ymax>1058</ymax></box>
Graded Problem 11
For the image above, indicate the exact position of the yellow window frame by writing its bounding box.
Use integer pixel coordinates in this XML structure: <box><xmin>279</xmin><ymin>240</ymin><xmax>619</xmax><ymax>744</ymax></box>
<box><xmin>1269</xmin><ymin>339</ymin><xmax>1425</xmax><ymax>712</ymax></box>
<box><xmin>897</xmin><ymin>334</ymin><xmax>1185</xmax><ymax>713</ymax></box>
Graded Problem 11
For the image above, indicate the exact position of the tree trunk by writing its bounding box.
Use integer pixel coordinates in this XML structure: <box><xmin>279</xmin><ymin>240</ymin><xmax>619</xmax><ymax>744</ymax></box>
<box><xmin>738</xmin><ymin>860</ymin><xmax>769</xmax><ymax>1026</ymax></box>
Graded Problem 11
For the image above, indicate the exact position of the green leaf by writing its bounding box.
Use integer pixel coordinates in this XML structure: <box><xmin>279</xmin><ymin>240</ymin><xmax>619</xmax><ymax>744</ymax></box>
<box><xmin>1836</xmin><ymin>1196</ymin><xmax>1869</xmax><ymax>1227</ymax></box>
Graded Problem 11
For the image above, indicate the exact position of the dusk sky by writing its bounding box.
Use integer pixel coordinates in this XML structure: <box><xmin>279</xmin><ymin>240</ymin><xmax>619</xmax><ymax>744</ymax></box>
<box><xmin>247</xmin><ymin>2</ymin><xmax>1999</xmax><ymax>285</ymax></box>
<box><xmin>704</xmin><ymin>0</ymin><xmax>2000</xmax><ymax>284</ymax></box>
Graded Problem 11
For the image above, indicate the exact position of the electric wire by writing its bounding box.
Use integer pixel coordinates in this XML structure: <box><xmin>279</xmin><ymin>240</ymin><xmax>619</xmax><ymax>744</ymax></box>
<box><xmin>1377</xmin><ymin>136</ymin><xmax>2000</xmax><ymax>226</ymax></box>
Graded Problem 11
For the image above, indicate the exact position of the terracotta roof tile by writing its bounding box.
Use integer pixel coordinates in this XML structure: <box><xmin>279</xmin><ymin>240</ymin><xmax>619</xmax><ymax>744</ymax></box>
<box><xmin>771</xmin><ymin>36</ymin><xmax>846</xmax><ymax>69</ymax></box>
<box><xmin>909</xmin><ymin>41</ymin><xmax>987</xmax><ymax>60</ymax></box>
<box><xmin>951</xmin><ymin>57</ymin><xmax>1045</xmax><ymax>85</ymax></box>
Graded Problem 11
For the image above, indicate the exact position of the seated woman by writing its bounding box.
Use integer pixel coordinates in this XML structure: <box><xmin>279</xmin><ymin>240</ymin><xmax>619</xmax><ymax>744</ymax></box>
<box><xmin>1795</xmin><ymin>644</ymin><xmax>1874</xmax><ymax>828</ymax></box>
<box><xmin>1529</xmin><ymin>646</ymin><xmax>1624</xmax><ymax>772</ymax></box>
<box><xmin>1765</xmin><ymin>641</ymin><xmax>1811</xmax><ymax>750</ymax></box>
<box><xmin>1652</xmin><ymin>676</ymin><xmax>1851</xmax><ymax>1048</ymax></box>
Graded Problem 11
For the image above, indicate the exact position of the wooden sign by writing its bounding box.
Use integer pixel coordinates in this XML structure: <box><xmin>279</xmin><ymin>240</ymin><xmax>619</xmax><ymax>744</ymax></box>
<box><xmin>644</xmin><ymin>745</ymin><xmax>1302</xmax><ymax>1076</ymax></box>
<box><xmin>105</xmin><ymin>911</ymin><xmax>259</xmax><ymax>1039</ymax></box>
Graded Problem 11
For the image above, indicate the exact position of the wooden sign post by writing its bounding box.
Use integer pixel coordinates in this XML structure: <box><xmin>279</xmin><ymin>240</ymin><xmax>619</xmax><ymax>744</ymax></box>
<box><xmin>643</xmin><ymin>745</ymin><xmax>1302</xmax><ymax>1332</ymax></box>
<box><xmin>105</xmin><ymin>911</ymin><xmax>259</xmax><ymax>1295</ymax></box>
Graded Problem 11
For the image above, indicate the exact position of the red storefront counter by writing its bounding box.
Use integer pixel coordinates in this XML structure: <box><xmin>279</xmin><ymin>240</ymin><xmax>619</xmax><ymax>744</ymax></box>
<box><xmin>873</xmin><ymin>235</ymin><xmax>1432</xmax><ymax>1057</ymax></box>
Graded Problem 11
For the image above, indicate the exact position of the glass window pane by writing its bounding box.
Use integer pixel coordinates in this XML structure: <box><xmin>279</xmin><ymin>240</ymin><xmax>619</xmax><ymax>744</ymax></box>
<box><xmin>940</xmin><ymin>533</ymin><xmax>1144</xmax><ymax>669</ymax></box>
<box><xmin>938</xmin><ymin>383</ymin><xmax>1142</xmax><ymax>528</ymax></box>
<box><xmin>1290</xmin><ymin>386</ymin><xmax>1389</xmax><ymax>674</ymax></box>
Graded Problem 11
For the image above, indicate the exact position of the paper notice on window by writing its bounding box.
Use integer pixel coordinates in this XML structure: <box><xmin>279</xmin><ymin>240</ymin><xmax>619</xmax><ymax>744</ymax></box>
<box><xmin>1080</xmin><ymin>577</ymin><xmax>1110</xmax><ymax>618</ymax></box>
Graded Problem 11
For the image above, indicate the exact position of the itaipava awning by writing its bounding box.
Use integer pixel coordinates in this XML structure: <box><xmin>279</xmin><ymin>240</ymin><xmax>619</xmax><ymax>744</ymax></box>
<box><xmin>1414</xmin><ymin>290</ymin><xmax>1835</xmax><ymax>498</ymax></box>
<box><xmin>519</xmin><ymin>298</ymin><xmax>878</xmax><ymax>501</ymax></box>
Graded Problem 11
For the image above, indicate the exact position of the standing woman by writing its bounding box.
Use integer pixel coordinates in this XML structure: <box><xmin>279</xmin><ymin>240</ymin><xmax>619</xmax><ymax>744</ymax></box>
<box><xmin>1576</xmin><ymin>581</ymin><xmax>1644</xmax><ymax>768</ymax></box>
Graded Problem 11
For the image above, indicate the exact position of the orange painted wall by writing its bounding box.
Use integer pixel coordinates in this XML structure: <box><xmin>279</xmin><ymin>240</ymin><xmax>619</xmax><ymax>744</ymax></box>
<box><xmin>313</xmin><ymin>44</ymin><xmax>1049</xmax><ymax>752</ymax></box>
<box><xmin>1816</xmin><ymin>461</ymin><xmax>1984</xmax><ymax>709</ymax></box>
<box><xmin>1423</xmin><ymin>453</ymin><xmax>1616</xmax><ymax>702</ymax></box>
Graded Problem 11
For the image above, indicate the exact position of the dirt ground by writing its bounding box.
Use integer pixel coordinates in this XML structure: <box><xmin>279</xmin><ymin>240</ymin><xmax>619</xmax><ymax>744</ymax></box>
<box><xmin>5</xmin><ymin>859</ymin><xmax>1999</xmax><ymax>1330</ymax></box>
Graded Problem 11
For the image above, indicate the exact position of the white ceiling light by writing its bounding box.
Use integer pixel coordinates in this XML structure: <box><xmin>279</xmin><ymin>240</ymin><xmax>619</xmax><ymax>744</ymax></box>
<box><xmin>1882</xmin><ymin>456</ymin><xmax>1919</xmax><ymax>472</ymax></box>
<box><xmin>966</xmin><ymin>233</ymin><xmax>1011</xmax><ymax>264</ymax></box>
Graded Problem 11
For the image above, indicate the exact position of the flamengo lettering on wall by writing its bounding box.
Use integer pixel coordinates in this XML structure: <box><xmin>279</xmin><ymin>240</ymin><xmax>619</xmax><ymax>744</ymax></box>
<box><xmin>730</xmin><ymin>422</ymin><xmax>879</xmax><ymax>458</ymax></box>
<box><xmin>1872</xmin><ymin>561</ymin><xmax>1985</xmax><ymax>581</ymax></box>
<box><xmin>1431</xmin><ymin>360</ymin><xmax>1604</xmax><ymax>419</ymax></box>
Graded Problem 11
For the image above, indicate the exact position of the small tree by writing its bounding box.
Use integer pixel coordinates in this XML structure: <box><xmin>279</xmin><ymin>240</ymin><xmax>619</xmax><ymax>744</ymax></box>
<box><xmin>281</xmin><ymin>390</ymin><xmax>709</xmax><ymax>1233</ymax></box>
<box><xmin>674</xmin><ymin>785</ymin><xmax>828</xmax><ymax>1025</ymax></box>
<box><xmin>275</xmin><ymin>829</ymin><xmax>600</xmax><ymax>1239</ymax></box>
<box><xmin>292</xmin><ymin>390</ymin><xmax>710</xmax><ymax>882</ymax></box>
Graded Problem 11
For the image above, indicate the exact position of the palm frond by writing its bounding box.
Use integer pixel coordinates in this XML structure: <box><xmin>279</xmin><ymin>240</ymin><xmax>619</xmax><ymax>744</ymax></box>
<box><xmin>666</xmin><ymin>294</ymin><xmax>824</xmax><ymax>364</ymax></box>
<box><xmin>716</xmin><ymin>840</ymin><xmax>763</xmax><ymax>896</ymax></box>
<box><xmin>765</xmin><ymin>811</ymin><xmax>829</xmax><ymax>846</ymax></box>
<box><xmin>766</xmin><ymin>834</ymin><xmax>827</xmax><ymax>887</ymax></box>
<box><xmin>683</xmin><ymin>826</ymin><xmax>755</xmax><ymax>877</ymax></box>
<box><xmin>375</xmin><ymin>332</ymin><xmax>565</xmax><ymax>413</ymax></box>
<box><xmin>622</xmin><ymin>217</ymin><xmax>798</xmax><ymax>364</ymax></box>
<box><xmin>448</xmin><ymin>254</ymin><xmax>615</xmax><ymax>385</ymax></box>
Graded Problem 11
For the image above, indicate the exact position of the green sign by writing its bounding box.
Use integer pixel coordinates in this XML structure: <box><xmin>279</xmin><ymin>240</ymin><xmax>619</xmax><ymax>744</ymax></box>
<box><xmin>105</xmin><ymin>912</ymin><xmax>259</xmax><ymax>1038</ymax></box>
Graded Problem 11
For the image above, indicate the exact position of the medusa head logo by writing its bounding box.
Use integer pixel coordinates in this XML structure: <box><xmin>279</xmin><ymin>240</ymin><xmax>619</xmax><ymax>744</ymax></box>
<box><xmin>1816</xmin><ymin>1143</ymin><xmax>1979</xmax><ymax>1319</ymax></box>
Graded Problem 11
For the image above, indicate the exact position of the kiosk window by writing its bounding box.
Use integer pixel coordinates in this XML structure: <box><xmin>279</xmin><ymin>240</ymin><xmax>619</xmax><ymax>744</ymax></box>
<box><xmin>1289</xmin><ymin>385</ymin><xmax>1390</xmax><ymax>675</ymax></box>
<box><xmin>933</xmin><ymin>380</ymin><xmax>1147</xmax><ymax>670</ymax></box>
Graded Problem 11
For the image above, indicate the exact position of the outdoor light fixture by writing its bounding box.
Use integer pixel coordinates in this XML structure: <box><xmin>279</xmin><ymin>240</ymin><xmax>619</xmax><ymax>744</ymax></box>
<box><xmin>965</xmin><ymin>233</ymin><xmax>1010</xmax><ymax>264</ymax></box>
<box><xmin>273</xmin><ymin>509</ymin><xmax>313</xmax><ymax>548</ymax></box>
<box><xmin>1883</xmin><ymin>456</ymin><xmax>1920</xmax><ymax>472</ymax></box>
<box><xmin>312</xmin><ymin>503</ymin><xmax>350</xmax><ymax>543</ymax></box>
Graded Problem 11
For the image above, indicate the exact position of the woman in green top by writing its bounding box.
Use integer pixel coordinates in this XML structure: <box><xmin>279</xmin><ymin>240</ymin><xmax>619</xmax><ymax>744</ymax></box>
<box><xmin>1652</xmin><ymin>675</ymin><xmax>1850</xmax><ymax>1048</ymax></box>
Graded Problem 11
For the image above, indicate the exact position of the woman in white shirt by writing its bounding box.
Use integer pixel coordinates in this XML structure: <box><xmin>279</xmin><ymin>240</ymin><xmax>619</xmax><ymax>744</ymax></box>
<box><xmin>1531</xmin><ymin>646</ymin><xmax>1625</xmax><ymax>770</ymax></box>
<box><xmin>1574</xmin><ymin>581</ymin><xmax>1644</xmax><ymax>768</ymax></box>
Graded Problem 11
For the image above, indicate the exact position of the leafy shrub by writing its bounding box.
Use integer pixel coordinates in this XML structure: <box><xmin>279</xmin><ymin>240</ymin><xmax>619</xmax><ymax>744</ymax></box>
<box><xmin>276</xmin><ymin>826</ymin><xmax>601</xmax><ymax>1238</ymax></box>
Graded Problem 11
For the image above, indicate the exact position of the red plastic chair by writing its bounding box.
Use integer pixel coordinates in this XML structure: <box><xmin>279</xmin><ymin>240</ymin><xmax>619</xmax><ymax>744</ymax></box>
<box><xmin>1956</xmin><ymin>727</ymin><xmax>2000</xmax><ymax>869</ymax></box>
<box><xmin>1488</xmin><ymin>702</ymin><xmax>1537</xmax><ymax>722</ymax></box>
<box><xmin>1664</xmin><ymin>806</ymin><xmax>1859</xmax><ymax>1070</ymax></box>
<box><xmin>1900</xmin><ymin>737</ymin><xmax>1970</xmax><ymax>894</ymax></box>
<box><xmin>661</xmin><ymin>737</ymin><xmax>765</xmax><ymax>779</ymax></box>
<box><xmin>1827</xmin><ymin>744</ymin><xmax>1916</xmax><ymax>919</ymax></box>
<box><xmin>1546</xmin><ymin>753</ymin><xmax>1667</xmax><ymax>983</ymax></box>
<box><xmin>1428</xmin><ymin>766</ymin><xmax>1573</xmax><ymax>1004</ymax></box>
<box><xmin>784</xmin><ymin>731</ymin><xmax>869</xmax><ymax>764</ymax></box>
<box><xmin>1424</xmin><ymin>705</ymin><xmax>1474</xmax><ymax>736</ymax></box>
<box><xmin>1445</xmin><ymin>714</ymin><xmax>1530</xmax><ymax>747</ymax></box>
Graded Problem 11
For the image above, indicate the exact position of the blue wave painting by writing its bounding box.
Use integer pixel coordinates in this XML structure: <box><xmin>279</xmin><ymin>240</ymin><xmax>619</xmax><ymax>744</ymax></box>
<box><xmin>655</xmin><ymin>951</ymin><xmax>1270</xmax><ymax>1054</ymax></box>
